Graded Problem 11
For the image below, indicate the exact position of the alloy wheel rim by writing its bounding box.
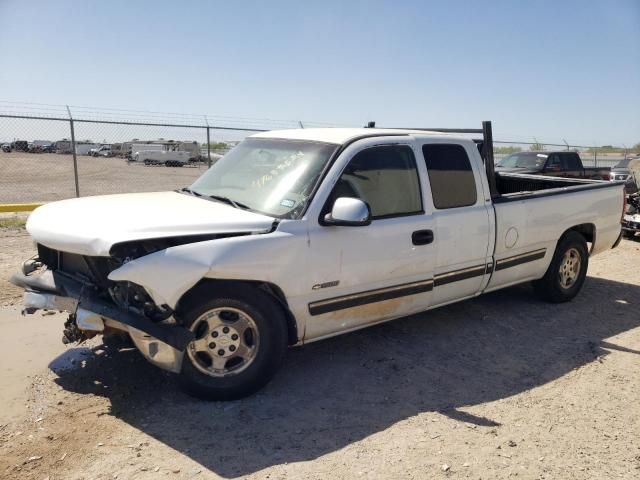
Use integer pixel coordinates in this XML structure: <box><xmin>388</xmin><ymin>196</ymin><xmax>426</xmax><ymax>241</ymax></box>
<box><xmin>558</xmin><ymin>247</ymin><xmax>581</xmax><ymax>289</ymax></box>
<box><xmin>187</xmin><ymin>307</ymin><xmax>260</xmax><ymax>377</ymax></box>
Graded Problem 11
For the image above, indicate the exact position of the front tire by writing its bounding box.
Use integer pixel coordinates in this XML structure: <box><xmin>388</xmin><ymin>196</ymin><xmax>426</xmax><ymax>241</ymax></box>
<box><xmin>178</xmin><ymin>284</ymin><xmax>288</xmax><ymax>400</ymax></box>
<box><xmin>532</xmin><ymin>231</ymin><xmax>588</xmax><ymax>303</ymax></box>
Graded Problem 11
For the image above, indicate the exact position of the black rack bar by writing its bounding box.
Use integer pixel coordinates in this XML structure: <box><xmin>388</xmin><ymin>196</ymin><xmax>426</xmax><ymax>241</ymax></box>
<box><xmin>481</xmin><ymin>121</ymin><xmax>498</xmax><ymax>199</ymax></box>
<box><xmin>372</xmin><ymin>121</ymin><xmax>499</xmax><ymax>199</ymax></box>
<box><xmin>387</xmin><ymin>127</ymin><xmax>483</xmax><ymax>134</ymax></box>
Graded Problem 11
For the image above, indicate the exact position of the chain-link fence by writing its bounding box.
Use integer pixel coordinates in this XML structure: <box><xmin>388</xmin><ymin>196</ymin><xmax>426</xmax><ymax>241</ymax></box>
<box><xmin>0</xmin><ymin>103</ymin><xmax>323</xmax><ymax>204</ymax></box>
<box><xmin>493</xmin><ymin>140</ymin><xmax>632</xmax><ymax>168</ymax></box>
<box><xmin>0</xmin><ymin>102</ymin><xmax>636</xmax><ymax>204</ymax></box>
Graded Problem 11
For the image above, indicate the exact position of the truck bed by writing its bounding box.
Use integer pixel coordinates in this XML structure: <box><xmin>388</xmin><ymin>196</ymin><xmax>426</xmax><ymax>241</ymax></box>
<box><xmin>495</xmin><ymin>171</ymin><xmax>619</xmax><ymax>198</ymax></box>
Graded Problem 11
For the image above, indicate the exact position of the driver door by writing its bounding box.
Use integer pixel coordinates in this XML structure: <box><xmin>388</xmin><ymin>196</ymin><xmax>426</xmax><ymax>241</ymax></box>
<box><xmin>303</xmin><ymin>142</ymin><xmax>436</xmax><ymax>341</ymax></box>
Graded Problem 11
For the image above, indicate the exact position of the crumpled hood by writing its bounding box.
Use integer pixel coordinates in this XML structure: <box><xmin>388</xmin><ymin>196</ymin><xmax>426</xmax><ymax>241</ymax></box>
<box><xmin>27</xmin><ymin>191</ymin><xmax>276</xmax><ymax>256</ymax></box>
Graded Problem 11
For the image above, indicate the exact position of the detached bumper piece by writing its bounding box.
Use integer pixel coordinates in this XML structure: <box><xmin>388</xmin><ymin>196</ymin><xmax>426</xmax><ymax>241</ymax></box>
<box><xmin>10</xmin><ymin>267</ymin><xmax>194</xmax><ymax>351</ymax></box>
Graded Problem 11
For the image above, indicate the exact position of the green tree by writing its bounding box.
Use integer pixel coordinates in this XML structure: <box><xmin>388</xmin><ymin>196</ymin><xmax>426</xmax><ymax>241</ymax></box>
<box><xmin>529</xmin><ymin>141</ymin><xmax>544</xmax><ymax>151</ymax></box>
<box><xmin>586</xmin><ymin>145</ymin><xmax>625</xmax><ymax>154</ymax></box>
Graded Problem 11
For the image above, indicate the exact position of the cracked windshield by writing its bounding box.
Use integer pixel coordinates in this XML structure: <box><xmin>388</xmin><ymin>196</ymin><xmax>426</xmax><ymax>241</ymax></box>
<box><xmin>190</xmin><ymin>138</ymin><xmax>337</xmax><ymax>218</ymax></box>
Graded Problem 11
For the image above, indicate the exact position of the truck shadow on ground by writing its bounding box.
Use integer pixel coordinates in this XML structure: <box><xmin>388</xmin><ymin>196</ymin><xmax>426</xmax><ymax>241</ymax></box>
<box><xmin>51</xmin><ymin>276</ymin><xmax>640</xmax><ymax>478</ymax></box>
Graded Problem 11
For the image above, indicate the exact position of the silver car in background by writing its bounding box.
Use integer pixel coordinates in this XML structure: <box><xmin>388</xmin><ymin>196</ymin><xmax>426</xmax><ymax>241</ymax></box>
<box><xmin>610</xmin><ymin>156</ymin><xmax>639</xmax><ymax>194</ymax></box>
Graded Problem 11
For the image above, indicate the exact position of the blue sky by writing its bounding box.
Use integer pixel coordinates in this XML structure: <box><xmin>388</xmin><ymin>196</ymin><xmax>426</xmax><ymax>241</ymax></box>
<box><xmin>0</xmin><ymin>0</ymin><xmax>638</xmax><ymax>145</ymax></box>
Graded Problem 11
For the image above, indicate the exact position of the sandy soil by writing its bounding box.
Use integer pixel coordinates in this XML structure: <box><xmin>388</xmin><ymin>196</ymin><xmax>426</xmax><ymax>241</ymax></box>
<box><xmin>1</xmin><ymin>228</ymin><xmax>639</xmax><ymax>480</ymax></box>
<box><xmin>0</xmin><ymin>152</ymin><xmax>207</xmax><ymax>203</ymax></box>
<box><xmin>0</xmin><ymin>226</ymin><xmax>35</xmax><ymax>306</ymax></box>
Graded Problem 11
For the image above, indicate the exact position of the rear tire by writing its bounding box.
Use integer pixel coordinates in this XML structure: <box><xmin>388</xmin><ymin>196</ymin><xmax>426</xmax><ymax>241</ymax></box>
<box><xmin>532</xmin><ymin>231</ymin><xmax>588</xmax><ymax>303</ymax></box>
<box><xmin>178</xmin><ymin>284</ymin><xmax>288</xmax><ymax>400</ymax></box>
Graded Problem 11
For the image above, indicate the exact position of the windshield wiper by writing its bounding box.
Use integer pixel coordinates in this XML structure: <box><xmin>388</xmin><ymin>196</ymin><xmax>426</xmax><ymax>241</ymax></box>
<box><xmin>207</xmin><ymin>194</ymin><xmax>250</xmax><ymax>210</ymax></box>
<box><xmin>182</xmin><ymin>187</ymin><xmax>250</xmax><ymax>210</ymax></box>
<box><xmin>180</xmin><ymin>187</ymin><xmax>202</xmax><ymax>196</ymax></box>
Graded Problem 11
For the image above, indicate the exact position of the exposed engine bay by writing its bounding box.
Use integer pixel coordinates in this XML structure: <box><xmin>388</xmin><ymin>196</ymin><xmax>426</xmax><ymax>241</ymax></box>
<box><xmin>37</xmin><ymin>241</ymin><xmax>177</xmax><ymax>322</ymax></box>
<box><xmin>9</xmin><ymin>234</ymin><xmax>257</xmax><ymax>373</ymax></box>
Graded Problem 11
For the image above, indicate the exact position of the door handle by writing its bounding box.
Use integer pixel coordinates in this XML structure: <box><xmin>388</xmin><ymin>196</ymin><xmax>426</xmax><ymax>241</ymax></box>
<box><xmin>412</xmin><ymin>229</ymin><xmax>434</xmax><ymax>246</ymax></box>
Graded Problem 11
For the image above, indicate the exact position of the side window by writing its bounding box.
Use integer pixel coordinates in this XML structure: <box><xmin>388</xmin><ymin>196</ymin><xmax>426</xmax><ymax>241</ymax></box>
<box><xmin>331</xmin><ymin>145</ymin><xmax>422</xmax><ymax>218</ymax></box>
<box><xmin>422</xmin><ymin>144</ymin><xmax>477</xmax><ymax>209</ymax></box>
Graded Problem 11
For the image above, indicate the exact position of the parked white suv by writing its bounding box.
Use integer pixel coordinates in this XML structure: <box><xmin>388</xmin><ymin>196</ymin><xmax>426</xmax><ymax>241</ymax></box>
<box><xmin>12</xmin><ymin>122</ymin><xmax>625</xmax><ymax>400</ymax></box>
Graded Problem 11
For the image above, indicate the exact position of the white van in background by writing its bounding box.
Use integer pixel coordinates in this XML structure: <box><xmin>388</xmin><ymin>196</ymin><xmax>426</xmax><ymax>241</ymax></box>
<box><xmin>134</xmin><ymin>149</ymin><xmax>192</xmax><ymax>166</ymax></box>
<box><xmin>131</xmin><ymin>142</ymin><xmax>197</xmax><ymax>167</ymax></box>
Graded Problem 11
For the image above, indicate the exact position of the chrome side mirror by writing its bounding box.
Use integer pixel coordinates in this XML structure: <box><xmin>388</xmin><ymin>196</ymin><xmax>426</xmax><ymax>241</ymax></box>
<box><xmin>324</xmin><ymin>197</ymin><xmax>371</xmax><ymax>226</ymax></box>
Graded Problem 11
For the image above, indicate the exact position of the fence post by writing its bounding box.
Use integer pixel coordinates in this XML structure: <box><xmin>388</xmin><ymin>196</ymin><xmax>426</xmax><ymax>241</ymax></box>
<box><xmin>206</xmin><ymin>127</ymin><xmax>212</xmax><ymax>168</ymax></box>
<box><xmin>594</xmin><ymin>147</ymin><xmax>598</xmax><ymax>167</ymax></box>
<box><xmin>204</xmin><ymin>115</ymin><xmax>211</xmax><ymax>168</ymax></box>
<box><xmin>66</xmin><ymin>105</ymin><xmax>80</xmax><ymax>197</ymax></box>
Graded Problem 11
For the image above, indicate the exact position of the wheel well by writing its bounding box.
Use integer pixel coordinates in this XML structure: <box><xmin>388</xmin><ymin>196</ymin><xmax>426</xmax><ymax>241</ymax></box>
<box><xmin>562</xmin><ymin>223</ymin><xmax>595</xmax><ymax>252</ymax></box>
<box><xmin>175</xmin><ymin>278</ymin><xmax>299</xmax><ymax>346</ymax></box>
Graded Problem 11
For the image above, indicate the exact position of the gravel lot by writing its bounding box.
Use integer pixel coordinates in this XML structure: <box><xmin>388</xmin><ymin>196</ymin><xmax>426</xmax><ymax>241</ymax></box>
<box><xmin>1</xmin><ymin>226</ymin><xmax>639</xmax><ymax>480</ymax></box>
<box><xmin>0</xmin><ymin>152</ymin><xmax>207</xmax><ymax>203</ymax></box>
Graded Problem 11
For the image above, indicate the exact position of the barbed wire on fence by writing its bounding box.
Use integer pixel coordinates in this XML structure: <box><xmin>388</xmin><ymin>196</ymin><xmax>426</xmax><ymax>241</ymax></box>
<box><xmin>0</xmin><ymin>101</ymin><xmax>350</xmax><ymax>131</ymax></box>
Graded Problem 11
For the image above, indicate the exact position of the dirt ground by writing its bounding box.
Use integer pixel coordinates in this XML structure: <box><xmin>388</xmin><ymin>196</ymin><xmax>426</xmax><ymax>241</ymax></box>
<box><xmin>0</xmin><ymin>152</ymin><xmax>207</xmax><ymax>203</ymax></box>
<box><xmin>1</xmin><ymin>226</ymin><xmax>639</xmax><ymax>480</ymax></box>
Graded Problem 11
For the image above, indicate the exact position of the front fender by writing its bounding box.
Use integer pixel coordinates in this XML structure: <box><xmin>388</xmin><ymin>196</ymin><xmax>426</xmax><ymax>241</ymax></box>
<box><xmin>108</xmin><ymin>229</ymin><xmax>307</xmax><ymax>310</ymax></box>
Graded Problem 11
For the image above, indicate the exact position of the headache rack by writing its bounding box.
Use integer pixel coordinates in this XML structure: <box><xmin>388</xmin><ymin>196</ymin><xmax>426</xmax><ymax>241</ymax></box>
<box><xmin>365</xmin><ymin>120</ymin><xmax>498</xmax><ymax>199</ymax></box>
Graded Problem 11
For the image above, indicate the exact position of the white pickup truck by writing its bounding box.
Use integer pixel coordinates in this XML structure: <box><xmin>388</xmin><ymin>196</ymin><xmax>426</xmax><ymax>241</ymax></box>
<box><xmin>12</xmin><ymin>122</ymin><xmax>625</xmax><ymax>400</ymax></box>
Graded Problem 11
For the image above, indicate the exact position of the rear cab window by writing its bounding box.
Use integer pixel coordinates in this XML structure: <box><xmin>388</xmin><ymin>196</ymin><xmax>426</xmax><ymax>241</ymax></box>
<box><xmin>561</xmin><ymin>153</ymin><xmax>582</xmax><ymax>170</ymax></box>
<box><xmin>422</xmin><ymin>144</ymin><xmax>477</xmax><ymax>209</ymax></box>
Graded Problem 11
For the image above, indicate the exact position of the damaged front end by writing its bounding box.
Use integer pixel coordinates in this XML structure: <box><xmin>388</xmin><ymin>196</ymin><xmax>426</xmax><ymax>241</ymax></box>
<box><xmin>10</xmin><ymin>243</ymin><xmax>195</xmax><ymax>373</ymax></box>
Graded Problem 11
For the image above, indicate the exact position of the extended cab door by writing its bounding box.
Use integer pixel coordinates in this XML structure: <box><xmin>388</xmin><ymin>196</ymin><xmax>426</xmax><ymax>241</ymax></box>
<box><xmin>303</xmin><ymin>139</ymin><xmax>436</xmax><ymax>341</ymax></box>
<box><xmin>419</xmin><ymin>141</ymin><xmax>494</xmax><ymax>306</ymax></box>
